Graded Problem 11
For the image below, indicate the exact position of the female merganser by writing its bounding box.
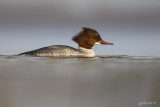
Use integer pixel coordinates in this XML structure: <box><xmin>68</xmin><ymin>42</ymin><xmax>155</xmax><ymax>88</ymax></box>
<box><xmin>19</xmin><ymin>27</ymin><xmax>113</xmax><ymax>57</ymax></box>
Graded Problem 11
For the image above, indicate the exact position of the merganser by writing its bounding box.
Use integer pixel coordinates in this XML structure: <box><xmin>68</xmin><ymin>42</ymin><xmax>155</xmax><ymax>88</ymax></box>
<box><xmin>19</xmin><ymin>27</ymin><xmax>113</xmax><ymax>57</ymax></box>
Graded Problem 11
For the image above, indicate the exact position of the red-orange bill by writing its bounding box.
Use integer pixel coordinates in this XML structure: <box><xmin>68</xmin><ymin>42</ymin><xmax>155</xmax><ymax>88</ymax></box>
<box><xmin>100</xmin><ymin>40</ymin><xmax>114</xmax><ymax>45</ymax></box>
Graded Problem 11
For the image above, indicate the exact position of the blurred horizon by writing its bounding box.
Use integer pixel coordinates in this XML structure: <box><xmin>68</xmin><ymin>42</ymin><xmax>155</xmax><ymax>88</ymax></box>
<box><xmin>0</xmin><ymin>0</ymin><xmax>160</xmax><ymax>56</ymax></box>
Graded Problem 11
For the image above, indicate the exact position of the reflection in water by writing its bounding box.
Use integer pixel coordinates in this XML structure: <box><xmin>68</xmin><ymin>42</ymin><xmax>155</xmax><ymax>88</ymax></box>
<box><xmin>0</xmin><ymin>56</ymin><xmax>160</xmax><ymax>107</ymax></box>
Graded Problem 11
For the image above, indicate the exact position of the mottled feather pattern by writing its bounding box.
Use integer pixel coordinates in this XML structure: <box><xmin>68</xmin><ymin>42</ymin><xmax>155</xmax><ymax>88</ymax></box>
<box><xmin>19</xmin><ymin>45</ymin><xmax>84</xmax><ymax>57</ymax></box>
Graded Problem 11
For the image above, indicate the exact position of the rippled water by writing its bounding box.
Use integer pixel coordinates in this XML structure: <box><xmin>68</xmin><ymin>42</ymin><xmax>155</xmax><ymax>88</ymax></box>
<box><xmin>0</xmin><ymin>55</ymin><xmax>160</xmax><ymax>107</ymax></box>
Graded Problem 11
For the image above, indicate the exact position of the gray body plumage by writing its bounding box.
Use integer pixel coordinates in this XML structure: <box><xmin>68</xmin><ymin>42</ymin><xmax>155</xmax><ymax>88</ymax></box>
<box><xmin>19</xmin><ymin>45</ymin><xmax>92</xmax><ymax>57</ymax></box>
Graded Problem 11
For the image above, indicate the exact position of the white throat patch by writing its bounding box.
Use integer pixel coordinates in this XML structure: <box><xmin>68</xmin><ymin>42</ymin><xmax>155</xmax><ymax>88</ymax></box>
<box><xmin>94</xmin><ymin>42</ymin><xmax>101</xmax><ymax>45</ymax></box>
<box><xmin>78</xmin><ymin>47</ymin><xmax>95</xmax><ymax>57</ymax></box>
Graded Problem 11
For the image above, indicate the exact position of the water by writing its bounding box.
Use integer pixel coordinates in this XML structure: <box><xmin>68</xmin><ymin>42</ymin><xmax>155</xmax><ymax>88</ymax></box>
<box><xmin>0</xmin><ymin>55</ymin><xmax>160</xmax><ymax>107</ymax></box>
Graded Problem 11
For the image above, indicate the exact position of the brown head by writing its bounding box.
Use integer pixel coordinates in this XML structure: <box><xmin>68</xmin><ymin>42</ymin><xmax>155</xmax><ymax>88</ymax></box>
<box><xmin>72</xmin><ymin>27</ymin><xmax>113</xmax><ymax>49</ymax></box>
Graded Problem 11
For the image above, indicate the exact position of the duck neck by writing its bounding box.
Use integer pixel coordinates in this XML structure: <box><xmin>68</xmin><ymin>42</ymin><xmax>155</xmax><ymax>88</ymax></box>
<box><xmin>78</xmin><ymin>47</ymin><xmax>95</xmax><ymax>57</ymax></box>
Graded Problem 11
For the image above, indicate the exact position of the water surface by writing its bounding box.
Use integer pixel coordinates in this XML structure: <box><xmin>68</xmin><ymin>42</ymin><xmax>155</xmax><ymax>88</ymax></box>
<box><xmin>0</xmin><ymin>55</ymin><xmax>160</xmax><ymax>107</ymax></box>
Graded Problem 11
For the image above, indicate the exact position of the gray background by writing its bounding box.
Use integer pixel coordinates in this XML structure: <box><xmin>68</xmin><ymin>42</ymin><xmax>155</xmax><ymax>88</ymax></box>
<box><xmin>0</xmin><ymin>0</ymin><xmax>160</xmax><ymax>56</ymax></box>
